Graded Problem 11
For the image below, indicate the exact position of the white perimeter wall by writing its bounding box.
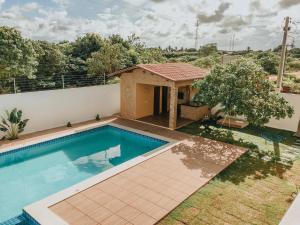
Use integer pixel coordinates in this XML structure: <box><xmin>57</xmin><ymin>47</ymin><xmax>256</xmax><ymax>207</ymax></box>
<box><xmin>267</xmin><ymin>93</ymin><xmax>300</xmax><ymax>132</ymax></box>
<box><xmin>211</xmin><ymin>93</ymin><xmax>300</xmax><ymax>132</ymax></box>
<box><xmin>0</xmin><ymin>84</ymin><xmax>120</xmax><ymax>134</ymax></box>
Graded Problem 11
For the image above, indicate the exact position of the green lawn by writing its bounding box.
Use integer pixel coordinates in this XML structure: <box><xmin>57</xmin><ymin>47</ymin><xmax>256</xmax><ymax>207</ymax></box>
<box><xmin>158</xmin><ymin>120</ymin><xmax>300</xmax><ymax>225</ymax></box>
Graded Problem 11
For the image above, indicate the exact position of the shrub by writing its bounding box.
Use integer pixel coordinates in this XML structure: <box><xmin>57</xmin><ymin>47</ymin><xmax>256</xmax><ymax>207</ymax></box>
<box><xmin>193</xmin><ymin>55</ymin><xmax>220</xmax><ymax>69</ymax></box>
<box><xmin>257</xmin><ymin>52</ymin><xmax>279</xmax><ymax>74</ymax></box>
<box><xmin>288</xmin><ymin>60</ymin><xmax>300</xmax><ymax>71</ymax></box>
<box><xmin>0</xmin><ymin>108</ymin><xmax>29</xmax><ymax>140</ymax></box>
<box><xmin>96</xmin><ymin>114</ymin><xmax>101</xmax><ymax>121</ymax></box>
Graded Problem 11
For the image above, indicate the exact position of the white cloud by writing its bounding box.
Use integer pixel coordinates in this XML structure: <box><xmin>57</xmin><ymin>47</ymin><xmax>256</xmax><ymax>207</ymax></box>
<box><xmin>0</xmin><ymin>0</ymin><xmax>299</xmax><ymax>50</ymax></box>
<box><xmin>0</xmin><ymin>0</ymin><xmax>5</xmax><ymax>8</ymax></box>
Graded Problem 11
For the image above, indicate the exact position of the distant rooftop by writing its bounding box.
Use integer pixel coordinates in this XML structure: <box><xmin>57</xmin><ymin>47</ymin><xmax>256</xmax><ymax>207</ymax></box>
<box><xmin>109</xmin><ymin>63</ymin><xmax>209</xmax><ymax>81</ymax></box>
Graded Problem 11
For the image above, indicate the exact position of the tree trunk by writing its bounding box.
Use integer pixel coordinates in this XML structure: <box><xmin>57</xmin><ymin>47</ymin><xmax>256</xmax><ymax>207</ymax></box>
<box><xmin>296</xmin><ymin>119</ymin><xmax>300</xmax><ymax>137</ymax></box>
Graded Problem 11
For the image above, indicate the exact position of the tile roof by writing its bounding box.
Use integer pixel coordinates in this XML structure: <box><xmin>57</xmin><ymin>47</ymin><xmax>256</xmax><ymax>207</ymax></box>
<box><xmin>109</xmin><ymin>63</ymin><xmax>209</xmax><ymax>81</ymax></box>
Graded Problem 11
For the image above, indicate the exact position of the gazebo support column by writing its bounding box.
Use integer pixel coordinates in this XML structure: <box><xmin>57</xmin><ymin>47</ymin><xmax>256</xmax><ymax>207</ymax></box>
<box><xmin>169</xmin><ymin>86</ymin><xmax>178</xmax><ymax>130</ymax></box>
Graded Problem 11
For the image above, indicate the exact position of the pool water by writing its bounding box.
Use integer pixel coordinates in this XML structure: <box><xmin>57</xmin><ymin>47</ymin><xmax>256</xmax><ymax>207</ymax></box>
<box><xmin>0</xmin><ymin>125</ymin><xmax>167</xmax><ymax>223</ymax></box>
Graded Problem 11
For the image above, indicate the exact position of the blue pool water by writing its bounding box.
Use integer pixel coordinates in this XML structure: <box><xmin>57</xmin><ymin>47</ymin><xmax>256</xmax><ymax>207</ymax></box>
<box><xmin>0</xmin><ymin>125</ymin><xmax>167</xmax><ymax>224</ymax></box>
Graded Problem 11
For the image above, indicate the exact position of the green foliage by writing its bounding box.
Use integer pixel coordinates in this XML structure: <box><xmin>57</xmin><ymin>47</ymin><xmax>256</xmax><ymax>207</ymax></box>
<box><xmin>198</xmin><ymin>43</ymin><xmax>218</xmax><ymax>57</ymax></box>
<box><xmin>288</xmin><ymin>60</ymin><xmax>300</xmax><ymax>71</ymax></box>
<box><xmin>289</xmin><ymin>48</ymin><xmax>300</xmax><ymax>59</ymax></box>
<box><xmin>0</xmin><ymin>26</ymin><xmax>37</xmax><ymax>79</ymax></box>
<box><xmin>71</xmin><ymin>33</ymin><xmax>105</xmax><ymax>60</ymax></box>
<box><xmin>33</xmin><ymin>41</ymin><xmax>66</xmax><ymax>76</ymax></box>
<box><xmin>193</xmin><ymin>55</ymin><xmax>221</xmax><ymax>69</ymax></box>
<box><xmin>87</xmin><ymin>42</ymin><xmax>128</xmax><ymax>76</ymax></box>
<box><xmin>109</xmin><ymin>34</ymin><xmax>130</xmax><ymax>49</ymax></box>
<box><xmin>257</xmin><ymin>52</ymin><xmax>279</xmax><ymax>74</ymax></box>
<box><xmin>96</xmin><ymin>114</ymin><xmax>101</xmax><ymax>121</ymax></box>
<box><xmin>193</xmin><ymin>58</ymin><xmax>294</xmax><ymax>126</ymax></box>
<box><xmin>138</xmin><ymin>48</ymin><xmax>166</xmax><ymax>64</ymax></box>
<box><xmin>0</xmin><ymin>108</ymin><xmax>29</xmax><ymax>140</ymax></box>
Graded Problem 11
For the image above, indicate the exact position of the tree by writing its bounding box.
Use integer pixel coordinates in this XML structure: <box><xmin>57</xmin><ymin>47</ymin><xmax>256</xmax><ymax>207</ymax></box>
<box><xmin>198</xmin><ymin>43</ymin><xmax>218</xmax><ymax>57</ymax></box>
<box><xmin>139</xmin><ymin>48</ymin><xmax>166</xmax><ymax>64</ymax></box>
<box><xmin>109</xmin><ymin>34</ymin><xmax>130</xmax><ymax>49</ymax></box>
<box><xmin>32</xmin><ymin>41</ymin><xmax>67</xmax><ymax>85</ymax></box>
<box><xmin>193</xmin><ymin>58</ymin><xmax>294</xmax><ymax>126</ymax></box>
<box><xmin>0</xmin><ymin>26</ymin><xmax>37</xmax><ymax>79</ymax></box>
<box><xmin>257</xmin><ymin>52</ymin><xmax>279</xmax><ymax>74</ymax></box>
<box><xmin>71</xmin><ymin>33</ymin><xmax>104</xmax><ymax>60</ymax></box>
<box><xmin>127</xmin><ymin>33</ymin><xmax>145</xmax><ymax>52</ymax></box>
<box><xmin>193</xmin><ymin>55</ymin><xmax>221</xmax><ymax>68</ymax></box>
<box><xmin>87</xmin><ymin>42</ymin><xmax>128</xmax><ymax>77</ymax></box>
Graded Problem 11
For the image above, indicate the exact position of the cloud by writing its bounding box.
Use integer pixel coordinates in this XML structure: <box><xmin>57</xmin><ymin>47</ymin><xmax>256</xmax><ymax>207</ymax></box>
<box><xmin>279</xmin><ymin>0</ymin><xmax>300</xmax><ymax>8</ymax></box>
<box><xmin>256</xmin><ymin>11</ymin><xmax>278</xmax><ymax>18</ymax></box>
<box><xmin>250</xmin><ymin>0</ymin><xmax>261</xmax><ymax>10</ymax></box>
<box><xmin>145</xmin><ymin>13</ymin><xmax>158</xmax><ymax>21</ymax></box>
<box><xmin>219</xmin><ymin>28</ymin><xmax>229</xmax><ymax>34</ymax></box>
<box><xmin>150</xmin><ymin>0</ymin><xmax>166</xmax><ymax>2</ymax></box>
<box><xmin>52</xmin><ymin>0</ymin><xmax>70</xmax><ymax>7</ymax></box>
<box><xmin>219</xmin><ymin>16</ymin><xmax>251</xmax><ymax>32</ymax></box>
<box><xmin>197</xmin><ymin>2</ymin><xmax>231</xmax><ymax>23</ymax></box>
<box><xmin>1</xmin><ymin>0</ymin><xmax>300</xmax><ymax>50</ymax></box>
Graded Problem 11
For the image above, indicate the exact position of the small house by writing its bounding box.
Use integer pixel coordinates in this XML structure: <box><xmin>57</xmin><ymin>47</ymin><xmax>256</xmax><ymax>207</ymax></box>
<box><xmin>110</xmin><ymin>63</ymin><xmax>210</xmax><ymax>129</ymax></box>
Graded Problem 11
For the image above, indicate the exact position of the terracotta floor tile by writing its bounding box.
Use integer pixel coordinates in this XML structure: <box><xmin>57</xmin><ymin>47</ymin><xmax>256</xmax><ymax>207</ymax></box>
<box><xmin>77</xmin><ymin>199</ymin><xmax>100</xmax><ymax>214</ymax></box>
<box><xmin>131</xmin><ymin>213</ymin><xmax>156</xmax><ymax>225</ymax></box>
<box><xmin>71</xmin><ymin>215</ymin><xmax>97</xmax><ymax>225</ymax></box>
<box><xmin>155</xmin><ymin>196</ymin><xmax>179</xmax><ymax>211</ymax></box>
<box><xmin>59</xmin><ymin>207</ymin><xmax>85</xmax><ymax>224</ymax></box>
<box><xmin>95</xmin><ymin>180</ymin><xmax>117</xmax><ymax>193</ymax></box>
<box><xmin>82</xmin><ymin>186</ymin><xmax>102</xmax><ymax>199</ymax></box>
<box><xmin>101</xmin><ymin>184</ymin><xmax>124</xmax><ymax>196</ymax></box>
<box><xmin>101</xmin><ymin>214</ymin><xmax>128</xmax><ymax>225</ymax></box>
<box><xmin>142</xmin><ymin>189</ymin><xmax>164</xmax><ymax>204</ymax></box>
<box><xmin>130</xmin><ymin>184</ymin><xmax>150</xmax><ymax>196</ymax></box>
<box><xmin>103</xmin><ymin>198</ymin><xmax>127</xmax><ymax>213</ymax></box>
<box><xmin>132</xmin><ymin>199</ymin><xmax>167</xmax><ymax>220</ymax></box>
<box><xmin>51</xmin><ymin>201</ymin><xmax>73</xmax><ymax>215</ymax></box>
<box><xmin>89</xmin><ymin>191</ymin><xmax>115</xmax><ymax>205</ymax></box>
<box><xmin>161</xmin><ymin>188</ymin><xmax>188</xmax><ymax>202</ymax></box>
<box><xmin>46</xmin><ymin>118</ymin><xmax>246</xmax><ymax>225</ymax></box>
<box><xmin>116</xmin><ymin>205</ymin><xmax>141</xmax><ymax>221</ymax></box>
<box><xmin>118</xmin><ymin>193</ymin><xmax>141</xmax><ymax>205</ymax></box>
<box><xmin>128</xmin><ymin>197</ymin><xmax>166</xmax><ymax>219</ymax></box>
<box><xmin>86</xmin><ymin>206</ymin><xmax>112</xmax><ymax>223</ymax></box>
<box><xmin>66</xmin><ymin>193</ymin><xmax>87</xmax><ymax>206</ymax></box>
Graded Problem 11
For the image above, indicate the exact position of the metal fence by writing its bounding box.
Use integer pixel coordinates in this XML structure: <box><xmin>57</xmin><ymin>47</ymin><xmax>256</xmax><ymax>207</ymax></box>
<box><xmin>0</xmin><ymin>74</ymin><xmax>110</xmax><ymax>95</ymax></box>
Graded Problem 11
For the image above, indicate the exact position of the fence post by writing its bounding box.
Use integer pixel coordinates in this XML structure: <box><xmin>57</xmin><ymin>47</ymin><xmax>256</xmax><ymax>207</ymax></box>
<box><xmin>13</xmin><ymin>78</ymin><xmax>17</xmax><ymax>94</ymax></box>
<box><xmin>61</xmin><ymin>75</ymin><xmax>65</xmax><ymax>89</ymax></box>
<box><xmin>103</xmin><ymin>74</ymin><xmax>106</xmax><ymax>85</ymax></box>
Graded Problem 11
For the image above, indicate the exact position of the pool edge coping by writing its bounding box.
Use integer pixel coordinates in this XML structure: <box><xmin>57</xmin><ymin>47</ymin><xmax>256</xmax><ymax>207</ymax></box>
<box><xmin>18</xmin><ymin>122</ymin><xmax>179</xmax><ymax>225</ymax></box>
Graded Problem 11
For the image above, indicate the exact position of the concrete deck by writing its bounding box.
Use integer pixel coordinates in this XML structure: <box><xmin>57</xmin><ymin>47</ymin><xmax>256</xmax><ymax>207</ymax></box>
<box><xmin>44</xmin><ymin>118</ymin><xmax>246</xmax><ymax>225</ymax></box>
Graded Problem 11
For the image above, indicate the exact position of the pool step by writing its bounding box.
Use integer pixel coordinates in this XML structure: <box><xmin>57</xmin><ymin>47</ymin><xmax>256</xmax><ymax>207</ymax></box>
<box><xmin>0</xmin><ymin>215</ymin><xmax>27</xmax><ymax>225</ymax></box>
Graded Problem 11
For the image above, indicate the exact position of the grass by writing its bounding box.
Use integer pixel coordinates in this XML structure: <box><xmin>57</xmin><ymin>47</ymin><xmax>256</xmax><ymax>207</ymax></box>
<box><xmin>158</xmin><ymin>120</ymin><xmax>300</xmax><ymax>225</ymax></box>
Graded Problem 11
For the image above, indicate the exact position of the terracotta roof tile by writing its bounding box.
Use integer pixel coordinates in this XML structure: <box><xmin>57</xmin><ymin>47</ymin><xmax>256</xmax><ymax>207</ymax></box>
<box><xmin>109</xmin><ymin>63</ymin><xmax>209</xmax><ymax>81</ymax></box>
<box><xmin>136</xmin><ymin>63</ymin><xmax>208</xmax><ymax>81</ymax></box>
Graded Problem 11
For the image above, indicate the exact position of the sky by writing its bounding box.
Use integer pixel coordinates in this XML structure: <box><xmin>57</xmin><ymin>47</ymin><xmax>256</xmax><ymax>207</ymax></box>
<box><xmin>0</xmin><ymin>0</ymin><xmax>300</xmax><ymax>50</ymax></box>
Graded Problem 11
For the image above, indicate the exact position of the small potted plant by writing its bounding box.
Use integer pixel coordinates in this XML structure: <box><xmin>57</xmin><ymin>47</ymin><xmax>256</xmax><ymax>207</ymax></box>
<box><xmin>96</xmin><ymin>114</ymin><xmax>101</xmax><ymax>121</ymax></box>
<box><xmin>0</xmin><ymin>108</ymin><xmax>29</xmax><ymax>140</ymax></box>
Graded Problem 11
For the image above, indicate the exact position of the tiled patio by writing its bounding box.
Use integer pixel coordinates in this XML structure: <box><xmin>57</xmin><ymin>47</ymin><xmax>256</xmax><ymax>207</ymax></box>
<box><xmin>45</xmin><ymin>118</ymin><xmax>246</xmax><ymax>225</ymax></box>
<box><xmin>137</xmin><ymin>113</ymin><xmax>194</xmax><ymax>129</ymax></box>
<box><xmin>0</xmin><ymin>117</ymin><xmax>246</xmax><ymax>225</ymax></box>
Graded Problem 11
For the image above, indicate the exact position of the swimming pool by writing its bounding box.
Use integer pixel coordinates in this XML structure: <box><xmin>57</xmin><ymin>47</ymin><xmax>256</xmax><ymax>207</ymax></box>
<box><xmin>0</xmin><ymin>125</ymin><xmax>167</xmax><ymax>224</ymax></box>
